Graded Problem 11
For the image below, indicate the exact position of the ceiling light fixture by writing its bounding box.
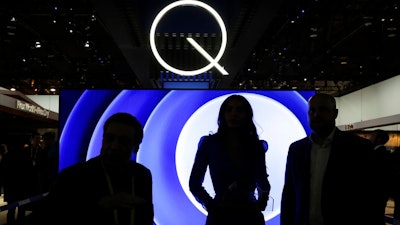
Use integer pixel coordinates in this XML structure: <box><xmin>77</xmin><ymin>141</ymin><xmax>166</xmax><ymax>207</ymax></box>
<box><xmin>35</xmin><ymin>41</ymin><xmax>41</xmax><ymax>48</ymax></box>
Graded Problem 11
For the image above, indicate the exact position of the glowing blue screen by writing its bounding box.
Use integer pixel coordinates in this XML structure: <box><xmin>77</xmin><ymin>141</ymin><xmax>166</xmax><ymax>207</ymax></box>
<box><xmin>59</xmin><ymin>89</ymin><xmax>314</xmax><ymax>225</ymax></box>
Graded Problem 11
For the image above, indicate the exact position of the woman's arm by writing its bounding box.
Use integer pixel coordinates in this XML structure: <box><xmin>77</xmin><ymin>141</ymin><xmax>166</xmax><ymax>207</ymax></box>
<box><xmin>189</xmin><ymin>136</ymin><xmax>214</xmax><ymax>210</ymax></box>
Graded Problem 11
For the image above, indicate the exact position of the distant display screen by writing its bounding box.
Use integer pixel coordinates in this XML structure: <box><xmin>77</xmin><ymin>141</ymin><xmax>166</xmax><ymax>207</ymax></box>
<box><xmin>59</xmin><ymin>89</ymin><xmax>314</xmax><ymax>225</ymax></box>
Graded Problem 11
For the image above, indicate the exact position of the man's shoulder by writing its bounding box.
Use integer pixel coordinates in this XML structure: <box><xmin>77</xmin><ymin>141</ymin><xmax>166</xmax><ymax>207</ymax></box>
<box><xmin>129</xmin><ymin>162</ymin><xmax>152</xmax><ymax>181</ymax></box>
<box><xmin>335</xmin><ymin>129</ymin><xmax>371</xmax><ymax>145</ymax></box>
<box><xmin>55</xmin><ymin>162</ymin><xmax>89</xmax><ymax>185</ymax></box>
<box><xmin>58</xmin><ymin>162</ymin><xmax>86</xmax><ymax>176</ymax></box>
<box><xmin>59</xmin><ymin>157</ymin><xmax>101</xmax><ymax>175</ymax></box>
<box><xmin>291</xmin><ymin>136</ymin><xmax>309</xmax><ymax>147</ymax></box>
<box><xmin>287</xmin><ymin>137</ymin><xmax>310</xmax><ymax>157</ymax></box>
<box><xmin>131</xmin><ymin>161</ymin><xmax>151</xmax><ymax>173</ymax></box>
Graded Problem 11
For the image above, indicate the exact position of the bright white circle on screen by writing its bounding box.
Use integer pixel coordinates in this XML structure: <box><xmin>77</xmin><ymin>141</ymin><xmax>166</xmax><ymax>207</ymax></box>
<box><xmin>175</xmin><ymin>93</ymin><xmax>307</xmax><ymax>221</ymax></box>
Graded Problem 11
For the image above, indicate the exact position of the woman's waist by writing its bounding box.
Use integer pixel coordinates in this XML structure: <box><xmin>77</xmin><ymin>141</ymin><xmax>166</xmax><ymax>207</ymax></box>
<box><xmin>214</xmin><ymin>191</ymin><xmax>257</xmax><ymax>203</ymax></box>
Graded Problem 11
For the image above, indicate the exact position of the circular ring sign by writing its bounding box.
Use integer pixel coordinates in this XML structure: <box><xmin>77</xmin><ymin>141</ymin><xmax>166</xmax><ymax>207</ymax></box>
<box><xmin>149</xmin><ymin>0</ymin><xmax>229</xmax><ymax>76</ymax></box>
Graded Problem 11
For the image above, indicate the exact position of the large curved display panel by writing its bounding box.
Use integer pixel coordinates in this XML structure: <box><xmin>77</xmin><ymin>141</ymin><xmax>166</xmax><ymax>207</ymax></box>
<box><xmin>59</xmin><ymin>89</ymin><xmax>314</xmax><ymax>225</ymax></box>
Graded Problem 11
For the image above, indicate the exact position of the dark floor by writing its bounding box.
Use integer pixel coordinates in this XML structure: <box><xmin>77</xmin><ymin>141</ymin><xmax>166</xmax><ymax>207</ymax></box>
<box><xmin>0</xmin><ymin>194</ymin><xmax>397</xmax><ymax>225</ymax></box>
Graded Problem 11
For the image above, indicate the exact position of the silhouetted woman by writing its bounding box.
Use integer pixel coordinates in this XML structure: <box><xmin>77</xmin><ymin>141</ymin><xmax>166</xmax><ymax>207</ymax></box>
<box><xmin>189</xmin><ymin>94</ymin><xmax>271</xmax><ymax>225</ymax></box>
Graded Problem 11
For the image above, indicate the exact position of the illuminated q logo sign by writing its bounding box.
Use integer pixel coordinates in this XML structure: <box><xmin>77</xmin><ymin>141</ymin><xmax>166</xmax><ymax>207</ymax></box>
<box><xmin>149</xmin><ymin>0</ymin><xmax>229</xmax><ymax>76</ymax></box>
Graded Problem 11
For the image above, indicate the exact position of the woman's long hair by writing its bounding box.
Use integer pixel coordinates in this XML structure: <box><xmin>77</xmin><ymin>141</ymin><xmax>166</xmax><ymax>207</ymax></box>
<box><xmin>217</xmin><ymin>95</ymin><xmax>258</xmax><ymax>139</ymax></box>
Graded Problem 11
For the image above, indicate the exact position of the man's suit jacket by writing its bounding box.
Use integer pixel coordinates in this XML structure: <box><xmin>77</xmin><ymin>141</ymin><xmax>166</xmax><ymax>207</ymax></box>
<box><xmin>281</xmin><ymin>128</ymin><xmax>380</xmax><ymax>225</ymax></box>
<box><xmin>47</xmin><ymin>156</ymin><xmax>154</xmax><ymax>225</ymax></box>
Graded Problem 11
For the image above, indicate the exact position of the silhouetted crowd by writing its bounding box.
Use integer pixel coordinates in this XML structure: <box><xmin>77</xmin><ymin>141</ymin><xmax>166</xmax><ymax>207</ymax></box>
<box><xmin>0</xmin><ymin>131</ymin><xmax>58</xmax><ymax>225</ymax></box>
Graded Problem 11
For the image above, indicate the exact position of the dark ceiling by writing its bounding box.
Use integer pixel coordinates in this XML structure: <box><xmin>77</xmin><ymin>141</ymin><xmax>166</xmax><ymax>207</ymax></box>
<box><xmin>1</xmin><ymin>0</ymin><xmax>399</xmax><ymax>97</ymax></box>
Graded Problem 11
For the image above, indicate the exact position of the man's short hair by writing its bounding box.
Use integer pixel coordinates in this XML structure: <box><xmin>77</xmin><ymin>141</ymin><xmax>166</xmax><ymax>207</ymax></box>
<box><xmin>103</xmin><ymin>112</ymin><xmax>143</xmax><ymax>145</ymax></box>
